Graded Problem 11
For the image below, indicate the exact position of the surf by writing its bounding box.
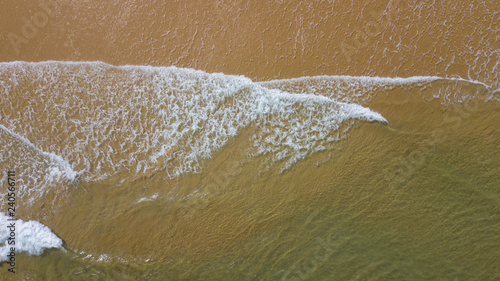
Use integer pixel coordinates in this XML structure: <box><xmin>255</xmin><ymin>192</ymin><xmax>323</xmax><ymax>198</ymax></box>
<box><xmin>1</xmin><ymin>61</ymin><xmax>392</xmax><ymax>205</ymax></box>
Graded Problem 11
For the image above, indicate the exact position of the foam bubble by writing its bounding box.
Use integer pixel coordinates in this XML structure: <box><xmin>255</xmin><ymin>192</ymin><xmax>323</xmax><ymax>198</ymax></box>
<box><xmin>0</xmin><ymin>213</ymin><xmax>64</xmax><ymax>261</ymax></box>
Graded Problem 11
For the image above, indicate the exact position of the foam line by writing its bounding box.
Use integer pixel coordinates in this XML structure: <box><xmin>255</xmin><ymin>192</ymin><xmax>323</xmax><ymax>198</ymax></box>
<box><xmin>3</xmin><ymin>61</ymin><xmax>491</xmax><ymax>88</ymax></box>
<box><xmin>0</xmin><ymin>124</ymin><xmax>78</xmax><ymax>182</ymax></box>
<box><xmin>258</xmin><ymin>75</ymin><xmax>495</xmax><ymax>89</ymax></box>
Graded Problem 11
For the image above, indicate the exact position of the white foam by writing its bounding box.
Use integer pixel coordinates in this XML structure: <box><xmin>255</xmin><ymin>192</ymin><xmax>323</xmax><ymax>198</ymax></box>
<box><xmin>258</xmin><ymin>75</ymin><xmax>497</xmax><ymax>107</ymax></box>
<box><xmin>2</xmin><ymin>61</ymin><xmax>492</xmax><ymax>205</ymax></box>
<box><xmin>261</xmin><ymin>75</ymin><xmax>442</xmax><ymax>86</ymax></box>
<box><xmin>76</xmin><ymin>249</ymin><xmax>146</xmax><ymax>263</ymax></box>
<box><xmin>338</xmin><ymin>102</ymin><xmax>388</xmax><ymax>123</ymax></box>
<box><xmin>136</xmin><ymin>193</ymin><xmax>159</xmax><ymax>204</ymax></box>
<box><xmin>0</xmin><ymin>213</ymin><xmax>64</xmax><ymax>261</ymax></box>
<box><xmin>0</xmin><ymin>124</ymin><xmax>78</xmax><ymax>183</ymax></box>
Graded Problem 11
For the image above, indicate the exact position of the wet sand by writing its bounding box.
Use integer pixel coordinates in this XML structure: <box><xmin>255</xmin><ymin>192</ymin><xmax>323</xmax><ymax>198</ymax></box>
<box><xmin>1</xmin><ymin>0</ymin><xmax>498</xmax><ymax>85</ymax></box>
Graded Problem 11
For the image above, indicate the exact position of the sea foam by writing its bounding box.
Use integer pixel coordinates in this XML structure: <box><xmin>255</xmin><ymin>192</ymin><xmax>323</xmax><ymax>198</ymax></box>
<box><xmin>0</xmin><ymin>213</ymin><xmax>64</xmax><ymax>261</ymax></box>
<box><xmin>4</xmin><ymin>61</ymin><xmax>472</xmax><ymax>205</ymax></box>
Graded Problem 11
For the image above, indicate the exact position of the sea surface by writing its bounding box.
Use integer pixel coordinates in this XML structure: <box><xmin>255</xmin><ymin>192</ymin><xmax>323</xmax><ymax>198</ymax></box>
<box><xmin>0</xmin><ymin>1</ymin><xmax>499</xmax><ymax>280</ymax></box>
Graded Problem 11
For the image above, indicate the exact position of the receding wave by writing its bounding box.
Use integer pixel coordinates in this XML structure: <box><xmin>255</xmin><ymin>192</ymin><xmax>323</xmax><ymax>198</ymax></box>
<box><xmin>0</xmin><ymin>61</ymin><xmax>495</xmax><ymax>207</ymax></box>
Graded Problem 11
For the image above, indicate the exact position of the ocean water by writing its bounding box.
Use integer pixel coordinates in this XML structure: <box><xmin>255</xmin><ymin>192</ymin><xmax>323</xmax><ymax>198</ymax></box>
<box><xmin>0</xmin><ymin>61</ymin><xmax>498</xmax><ymax>280</ymax></box>
<box><xmin>1</xmin><ymin>0</ymin><xmax>499</xmax><ymax>280</ymax></box>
